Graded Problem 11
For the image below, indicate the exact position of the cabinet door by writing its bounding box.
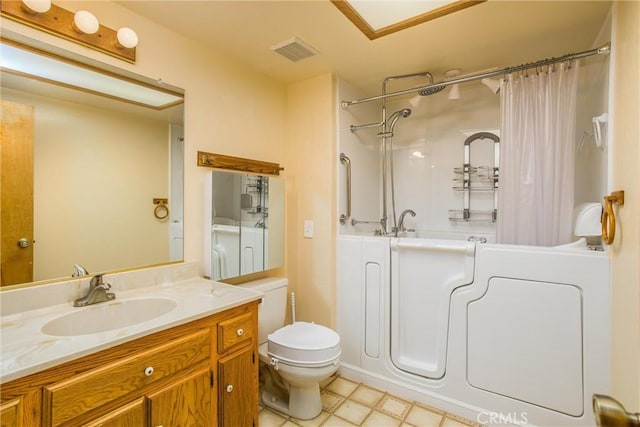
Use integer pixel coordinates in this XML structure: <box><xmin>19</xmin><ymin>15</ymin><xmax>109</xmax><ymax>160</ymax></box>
<box><xmin>147</xmin><ymin>368</ymin><xmax>212</xmax><ymax>427</ymax></box>
<box><xmin>0</xmin><ymin>398</ymin><xmax>20</xmax><ymax>427</ymax></box>
<box><xmin>83</xmin><ymin>398</ymin><xmax>146</xmax><ymax>427</ymax></box>
<box><xmin>218</xmin><ymin>346</ymin><xmax>256</xmax><ymax>427</ymax></box>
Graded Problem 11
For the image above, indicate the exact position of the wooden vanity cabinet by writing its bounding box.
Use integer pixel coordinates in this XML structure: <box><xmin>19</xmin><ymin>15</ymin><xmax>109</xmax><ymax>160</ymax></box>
<box><xmin>217</xmin><ymin>311</ymin><xmax>258</xmax><ymax>427</ymax></box>
<box><xmin>0</xmin><ymin>301</ymin><xmax>259</xmax><ymax>427</ymax></box>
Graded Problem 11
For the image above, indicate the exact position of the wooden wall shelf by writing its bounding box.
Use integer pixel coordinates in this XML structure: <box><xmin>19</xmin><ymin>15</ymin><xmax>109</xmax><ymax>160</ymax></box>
<box><xmin>197</xmin><ymin>151</ymin><xmax>283</xmax><ymax>176</ymax></box>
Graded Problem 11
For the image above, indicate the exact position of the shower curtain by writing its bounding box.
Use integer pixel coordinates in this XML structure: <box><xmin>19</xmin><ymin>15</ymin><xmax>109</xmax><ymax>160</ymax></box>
<box><xmin>497</xmin><ymin>61</ymin><xmax>580</xmax><ymax>246</ymax></box>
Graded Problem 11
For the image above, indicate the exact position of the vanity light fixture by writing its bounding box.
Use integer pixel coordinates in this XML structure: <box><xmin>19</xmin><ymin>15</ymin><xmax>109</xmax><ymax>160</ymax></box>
<box><xmin>73</xmin><ymin>10</ymin><xmax>99</xmax><ymax>35</ymax></box>
<box><xmin>1</xmin><ymin>1</ymin><xmax>137</xmax><ymax>62</ymax></box>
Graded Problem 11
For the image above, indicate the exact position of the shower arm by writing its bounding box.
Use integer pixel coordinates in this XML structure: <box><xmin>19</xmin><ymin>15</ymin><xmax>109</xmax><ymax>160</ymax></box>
<box><xmin>341</xmin><ymin>43</ymin><xmax>611</xmax><ymax>108</ymax></box>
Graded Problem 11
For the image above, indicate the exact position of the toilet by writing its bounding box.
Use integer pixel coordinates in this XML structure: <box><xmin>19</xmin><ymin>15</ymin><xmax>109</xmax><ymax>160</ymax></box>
<box><xmin>239</xmin><ymin>278</ymin><xmax>341</xmax><ymax>420</ymax></box>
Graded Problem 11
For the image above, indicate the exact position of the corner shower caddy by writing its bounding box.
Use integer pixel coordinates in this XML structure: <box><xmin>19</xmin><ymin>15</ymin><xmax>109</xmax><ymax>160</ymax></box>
<box><xmin>449</xmin><ymin>132</ymin><xmax>500</xmax><ymax>223</ymax></box>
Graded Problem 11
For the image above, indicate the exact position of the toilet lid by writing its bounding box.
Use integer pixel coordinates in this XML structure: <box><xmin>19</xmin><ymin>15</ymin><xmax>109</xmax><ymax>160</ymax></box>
<box><xmin>268</xmin><ymin>322</ymin><xmax>341</xmax><ymax>365</ymax></box>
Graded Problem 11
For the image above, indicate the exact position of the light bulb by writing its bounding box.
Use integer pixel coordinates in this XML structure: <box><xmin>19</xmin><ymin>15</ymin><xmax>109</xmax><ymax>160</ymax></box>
<box><xmin>116</xmin><ymin>27</ymin><xmax>138</xmax><ymax>49</ymax></box>
<box><xmin>482</xmin><ymin>78</ymin><xmax>501</xmax><ymax>94</ymax></box>
<box><xmin>448</xmin><ymin>84</ymin><xmax>461</xmax><ymax>100</ymax></box>
<box><xmin>409</xmin><ymin>94</ymin><xmax>422</xmax><ymax>108</ymax></box>
<box><xmin>21</xmin><ymin>0</ymin><xmax>51</xmax><ymax>13</ymax></box>
<box><xmin>73</xmin><ymin>11</ymin><xmax>99</xmax><ymax>35</ymax></box>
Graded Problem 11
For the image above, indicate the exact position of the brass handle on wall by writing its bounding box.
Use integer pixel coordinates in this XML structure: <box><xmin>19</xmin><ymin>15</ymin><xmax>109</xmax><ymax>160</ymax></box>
<box><xmin>602</xmin><ymin>191</ymin><xmax>624</xmax><ymax>245</ymax></box>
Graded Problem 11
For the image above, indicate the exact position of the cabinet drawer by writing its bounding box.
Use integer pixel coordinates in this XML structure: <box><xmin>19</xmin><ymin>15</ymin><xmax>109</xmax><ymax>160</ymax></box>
<box><xmin>43</xmin><ymin>329</ymin><xmax>210</xmax><ymax>427</ymax></box>
<box><xmin>218</xmin><ymin>313</ymin><xmax>253</xmax><ymax>353</ymax></box>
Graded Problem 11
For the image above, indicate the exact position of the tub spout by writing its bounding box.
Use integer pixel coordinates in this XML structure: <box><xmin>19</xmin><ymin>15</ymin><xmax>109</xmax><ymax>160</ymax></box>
<box><xmin>396</xmin><ymin>209</ymin><xmax>416</xmax><ymax>236</ymax></box>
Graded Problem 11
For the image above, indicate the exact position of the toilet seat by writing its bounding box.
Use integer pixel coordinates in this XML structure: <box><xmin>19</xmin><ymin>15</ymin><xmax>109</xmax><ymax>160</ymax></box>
<box><xmin>267</xmin><ymin>322</ymin><xmax>341</xmax><ymax>367</ymax></box>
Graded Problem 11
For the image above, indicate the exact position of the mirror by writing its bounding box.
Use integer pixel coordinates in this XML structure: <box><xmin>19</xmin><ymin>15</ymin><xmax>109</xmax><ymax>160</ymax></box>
<box><xmin>204</xmin><ymin>170</ymin><xmax>284</xmax><ymax>280</ymax></box>
<box><xmin>0</xmin><ymin>40</ymin><xmax>184</xmax><ymax>287</ymax></box>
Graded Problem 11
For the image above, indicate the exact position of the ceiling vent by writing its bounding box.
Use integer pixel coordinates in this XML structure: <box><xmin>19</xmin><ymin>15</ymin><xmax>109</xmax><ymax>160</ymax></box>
<box><xmin>270</xmin><ymin>37</ymin><xmax>319</xmax><ymax>62</ymax></box>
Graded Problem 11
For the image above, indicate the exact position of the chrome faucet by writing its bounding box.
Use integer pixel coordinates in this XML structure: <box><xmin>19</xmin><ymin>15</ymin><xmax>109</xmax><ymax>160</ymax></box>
<box><xmin>395</xmin><ymin>209</ymin><xmax>416</xmax><ymax>236</ymax></box>
<box><xmin>73</xmin><ymin>274</ymin><xmax>116</xmax><ymax>307</ymax></box>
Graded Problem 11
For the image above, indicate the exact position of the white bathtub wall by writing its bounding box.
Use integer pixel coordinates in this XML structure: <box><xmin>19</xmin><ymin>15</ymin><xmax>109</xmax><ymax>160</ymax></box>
<box><xmin>339</xmin><ymin>60</ymin><xmax>610</xmax><ymax>240</ymax></box>
<box><xmin>338</xmin><ymin>78</ymin><xmax>501</xmax><ymax>238</ymax></box>
<box><xmin>336</xmin><ymin>79</ymin><xmax>381</xmax><ymax>234</ymax></box>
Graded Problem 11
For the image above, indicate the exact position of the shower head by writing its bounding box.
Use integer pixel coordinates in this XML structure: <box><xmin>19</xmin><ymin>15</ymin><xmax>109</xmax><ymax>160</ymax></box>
<box><xmin>379</xmin><ymin>108</ymin><xmax>411</xmax><ymax>138</ymax></box>
<box><xmin>386</xmin><ymin>108</ymin><xmax>412</xmax><ymax>133</ymax></box>
<box><xmin>418</xmin><ymin>85</ymin><xmax>446</xmax><ymax>96</ymax></box>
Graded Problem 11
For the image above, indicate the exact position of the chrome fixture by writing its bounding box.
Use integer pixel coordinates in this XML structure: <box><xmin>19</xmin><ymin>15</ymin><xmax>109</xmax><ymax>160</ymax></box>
<box><xmin>341</xmin><ymin>43</ymin><xmax>611</xmax><ymax>108</ymax></box>
<box><xmin>378</xmin><ymin>72</ymin><xmax>433</xmax><ymax>236</ymax></box>
<box><xmin>467</xmin><ymin>235</ymin><xmax>488</xmax><ymax>243</ymax></box>
<box><xmin>593</xmin><ymin>394</ymin><xmax>640</xmax><ymax>426</ymax></box>
<box><xmin>73</xmin><ymin>274</ymin><xmax>116</xmax><ymax>307</ymax></box>
<box><xmin>395</xmin><ymin>209</ymin><xmax>416</xmax><ymax>236</ymax></box>
<box><xmin>339</xmin><ymin>153</ymin><xmax>352</xmax><ymax>225</ymax></box>
<box><xmin>71</xmin><ymin>264</ymin><xmax>89</xmax><ymax>277</ymax></box>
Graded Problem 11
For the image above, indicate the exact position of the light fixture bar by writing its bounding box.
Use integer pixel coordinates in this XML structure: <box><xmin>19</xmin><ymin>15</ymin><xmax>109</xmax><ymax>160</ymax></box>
<box><xmin>1</xmin><ymin>1</ymin><xmax>136</xmax><ymax>63</ymax></box>
<box><xmin>1</xmin><ymin>40</ymin><xmax>182</xmax><ymax>110</ymax></box>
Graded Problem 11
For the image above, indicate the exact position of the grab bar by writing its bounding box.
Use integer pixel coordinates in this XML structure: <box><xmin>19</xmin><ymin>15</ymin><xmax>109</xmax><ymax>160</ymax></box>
<box><xmin>351</xmin><ymin>218</ymin><xmax>379</xmax><ymax>226</ymax></box>
<box><xmin>339</xmin><ymin>153</ymin><xmax>351</xmax><ymax>225</ymax></box>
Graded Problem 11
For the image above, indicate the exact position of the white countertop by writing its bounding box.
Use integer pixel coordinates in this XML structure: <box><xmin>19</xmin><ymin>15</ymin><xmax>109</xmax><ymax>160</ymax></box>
<box><xmin>0</xmin><ymin>264</ymin><xmax>263</xmax><ymax>383</ymax></box>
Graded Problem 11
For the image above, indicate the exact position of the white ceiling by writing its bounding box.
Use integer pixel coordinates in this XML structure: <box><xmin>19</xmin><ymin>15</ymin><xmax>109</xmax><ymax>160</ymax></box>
<box><xmin>118</xmin><ymin>1</ymin><xmax>611</xmax><ymax>95</ymax></box>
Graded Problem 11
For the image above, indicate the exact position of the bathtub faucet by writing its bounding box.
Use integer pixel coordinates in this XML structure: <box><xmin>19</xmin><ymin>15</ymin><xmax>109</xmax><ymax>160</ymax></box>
<box><xmin>395</xmin><ymin>209</ymin><xmax>416</xmax><ymax>236</ymax></box>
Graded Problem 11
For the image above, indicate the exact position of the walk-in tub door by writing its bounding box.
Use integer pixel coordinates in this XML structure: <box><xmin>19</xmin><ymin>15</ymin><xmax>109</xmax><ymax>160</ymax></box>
<box><xmin>390</xmin><ymin>238</ymin><xmax>475</xmax><ymax>379</ymax></box>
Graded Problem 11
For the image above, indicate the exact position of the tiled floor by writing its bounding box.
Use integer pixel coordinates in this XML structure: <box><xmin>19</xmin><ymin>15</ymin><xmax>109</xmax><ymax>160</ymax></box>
<box><xmin>259</xmin><ymin>376</ymin><xmax>481</xmax><ymax>427</ymax></box>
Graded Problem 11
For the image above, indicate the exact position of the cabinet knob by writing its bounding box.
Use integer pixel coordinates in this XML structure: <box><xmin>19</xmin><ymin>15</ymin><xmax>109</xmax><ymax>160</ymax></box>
<box><xmin>236</xmin><ymin>328</ymin><xmax>244</xmax><ymax>337</ymax></box>
<box><xmin>144</xmin><ymin>366</ymin><xmax>154</xmax><ymax>376</ymax></box>
<box><xmin>226</xmin><ymin>384</ymin><xmax>234</xmax><ymax>393</ymax></box>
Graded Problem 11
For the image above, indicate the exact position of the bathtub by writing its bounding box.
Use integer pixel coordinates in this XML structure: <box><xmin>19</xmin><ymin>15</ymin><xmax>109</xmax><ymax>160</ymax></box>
<box><xmin>336</xmin><ymin>235</ymin><xmax>610</xmax><ymax>426</ymax></box>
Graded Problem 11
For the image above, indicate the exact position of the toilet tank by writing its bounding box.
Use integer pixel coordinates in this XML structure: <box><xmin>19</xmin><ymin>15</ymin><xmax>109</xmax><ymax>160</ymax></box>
<box><xmin>237</xmin><ymin>277</ymin><xmax>288</xmax><ymax>344</ymax></box>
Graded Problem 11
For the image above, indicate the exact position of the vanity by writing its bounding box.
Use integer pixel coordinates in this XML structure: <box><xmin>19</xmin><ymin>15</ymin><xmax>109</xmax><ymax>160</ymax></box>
<box><xmin>0</xmin><ymin>263</ymin><xmax>262</xmax><ymax>427</ymax></box>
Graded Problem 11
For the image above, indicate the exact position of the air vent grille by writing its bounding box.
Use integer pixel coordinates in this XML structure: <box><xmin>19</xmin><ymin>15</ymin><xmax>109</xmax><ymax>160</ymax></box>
<box><xmin>270</xmin><ymin>37</ymin><xmax>319</xmax><ymax>62</ymax></box>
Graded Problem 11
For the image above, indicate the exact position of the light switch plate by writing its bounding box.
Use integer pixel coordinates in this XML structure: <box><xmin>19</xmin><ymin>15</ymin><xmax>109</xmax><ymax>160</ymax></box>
<box><xmin>303</xmin><ymin>220</ymin><xmax>314</xmax><ymax>238</ymax></box>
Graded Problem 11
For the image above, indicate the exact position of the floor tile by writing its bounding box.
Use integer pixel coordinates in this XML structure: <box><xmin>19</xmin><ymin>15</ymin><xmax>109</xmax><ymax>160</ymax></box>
<box><xmin>326</xmin><ymin>377</ymin><xmax>359</xmax><ymax>397</ymax></box>
<box><xmin>350</xmin><ymin>385</ymin><xmax>384</xmax><ymax>407</ymax></box>
<box><xmin>405</xmin><ymin>405</ymin><xmax>443</xmax><ymax>427</ymax></box>
<box><xmin>291</xmin><ymin>411</ymin><xmax>331</xmax><ymax>427</ymax></box>
<box><xmin>362</xmin><ymin>410</ymin><xmax>402</xmax><ymax>427</ymax></box>
<box><xmin>260</xmin><ymin>408</ymin><xmax>288</xmax><ymax>427</ymax></box>
<box><xmin>322</xmin><ymin>415</ymin><xmax>359</xmax><ymax>426</ymax></box>
<box><xmin>283</xmin><ymin>422</ymin><xmax>300</xmax><ymax>427</ymax></box>
<box><xmin>376</xmin><ymin>395</ymin><xmax>412</xmax><ymax>420</ymax></box>
<box><xmin>321</xmin><ymin>390</ymin><xmax>346</xmax><ymax>412</ymax></box>
<box><xmin>442</xmin><ymin>416</ymin><xmax>476</xmax><ymax>427</ymax></box>
<box><xmin>334</xmin><ymin>399</ymin><xmax>372</xmax><ymax>425</ymax></box>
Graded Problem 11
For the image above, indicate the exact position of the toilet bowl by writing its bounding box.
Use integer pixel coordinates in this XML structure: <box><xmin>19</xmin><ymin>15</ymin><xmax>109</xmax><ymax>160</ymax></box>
<box><xmin>239</xmin><ymin>278</ymin><xmax>341</xmax><ymax>420</ymax></box>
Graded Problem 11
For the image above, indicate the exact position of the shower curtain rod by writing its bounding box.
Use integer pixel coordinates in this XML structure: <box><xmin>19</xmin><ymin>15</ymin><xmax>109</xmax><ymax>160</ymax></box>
<box><xmin>340</xmin><ymin>43</ymin><xmax>611</xmax><ymax>108</ymax></box>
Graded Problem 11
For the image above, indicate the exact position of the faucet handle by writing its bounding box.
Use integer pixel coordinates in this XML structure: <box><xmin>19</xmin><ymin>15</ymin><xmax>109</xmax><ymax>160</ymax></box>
<box><xmin>89</xmin><ymin>274</ymin><xmax>104</xmax><ymax>287</ymax></box>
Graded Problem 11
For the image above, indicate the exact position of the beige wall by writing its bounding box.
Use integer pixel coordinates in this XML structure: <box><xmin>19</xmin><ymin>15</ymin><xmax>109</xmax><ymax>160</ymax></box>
<box><xmin>2</xmin><ymin>1</ymin><xmax>287</xmax><ymax>277</ymax></box>
<box><xmin>610</xmin><ymin>0</ymin><xmax>640</xmax><ymax>411</ymax></box>
<box><xmin>284</xmin><ymin>74</ymin><xmax>336</xmax><ymax>328</ymax></box>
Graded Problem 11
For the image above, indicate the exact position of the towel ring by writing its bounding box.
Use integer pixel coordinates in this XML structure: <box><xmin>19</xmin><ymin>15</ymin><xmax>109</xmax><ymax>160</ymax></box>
<box><xmin>153</xmin><ymin>198</ymin><xmax>169</xmax><ymax>220</ymax></box>
<box><xmin>602</xmin><ymin>191</ymin><xmax>624</xmax><ymax>245</ymax></box>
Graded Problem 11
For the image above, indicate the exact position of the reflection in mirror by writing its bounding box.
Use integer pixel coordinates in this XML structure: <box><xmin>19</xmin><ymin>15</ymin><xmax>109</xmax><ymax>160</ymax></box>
<box><xmin>204</xmin><ymin>171</ymin><xmax>284</xmax><ymax>280</ymax></box>
<box><xmin>0</xmin><ymin>40</ymin><xmax>184</xmax><ymax>287</ymax></box>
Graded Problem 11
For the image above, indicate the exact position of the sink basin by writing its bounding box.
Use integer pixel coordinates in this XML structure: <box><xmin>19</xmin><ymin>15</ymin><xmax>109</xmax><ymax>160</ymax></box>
<box><xmin>41</xmin><ymin>298</ymin><xmax>177</xmax><ymax>336</ymax></box>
